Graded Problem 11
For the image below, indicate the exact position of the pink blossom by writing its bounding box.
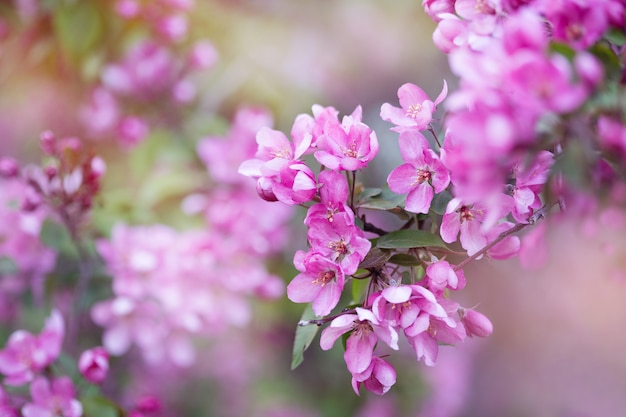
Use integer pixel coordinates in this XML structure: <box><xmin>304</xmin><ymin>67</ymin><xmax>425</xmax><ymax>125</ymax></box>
<box><xmin>304</xmin><ymin>169</ymin><xmax>353</xmax><ymax>226</ymax></box>
<box><xmin>0</xmin><ymin>309</ymin><xmax>64</xmax><ymax>385</ymax></box>
<box><xmin>320</xmin><ymin>308</ymin><xmax>398</xmax><ymax>374</ymax></box>
<box><xmin>387</xmin><ymin>130</ymin><xmax>450</xmax><ymax>214</ymax></box>
<box><xmin>432</xmin><ymin>15</ymin><xmax>468</xmax><ymax>53</ymax></box>
<box><xmin>372</xmin><ymin>284</ymin><xmax>447</xmax><ymax>330</ymax></box>
<box><xmin>199</xmin><ymin>106</ymin><xmax>273</xmax><ymax>184</ymax></box>
<box><xmin>405</xmin><ymin>300</ymin><xmax>465</xmax><ymax>366</ymax></box>
<box><xmin>351</xmin><ymin>356</ymin><xmax>397</xmax><ymax>396</ymax></box>
<box><xmin>314</xmin><ymin>106</ymin><xmax>379</xmax><ymax>171</ymax></box>
<box><xmin>380</xmin><ymin>81</ymin><xmax>447</xmax><ymax>132</ymax></box>
<box><xmin>511</xmin><ymin>151</ymin><xmax>553</xmax><ymax>223</ymax></box>
<box><xmin>22</xmin><ymin>377</ymin><xmax>82</xmax><ymax>417</ymax></box>
<box><xmin>78</xmin><ymin>347</ymin><xmax>109</xmax><ymax>384</ymax></box>
<box><xmin>188</xmin><ymin>40</ymin><xmax>218</xmax><ymax>70</ymax></box>
<box><xmin>459</xmin><ymin>308</ymin><xmax>493</xmax><ymax>337</ymax></box>
<box><xmin>287</xmin><ymin>251</ymin><xmax>345</xmax><ymax>317</ymax></box>
<box><xmin>422</xmin><ymin>0</ymin><xmax>455</xmax><ymax>22</ymax></box>
<box><xmin>425</xmin><ymin>261</ymin><xmax>466</xmax><ymax>293</ymax></box>
<box><xmin>307</xmin><ymin>215</ymin><xmax>371</xmax><ymax>275</ymax></box>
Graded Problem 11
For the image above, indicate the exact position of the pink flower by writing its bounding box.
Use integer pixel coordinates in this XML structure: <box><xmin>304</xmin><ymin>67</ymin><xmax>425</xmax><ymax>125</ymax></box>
<box><xmin>307</xmin><ymin>215</ymin><xmax>371</xmax><ymax>275</ymax></box>
<box><xmin>314</xmin><ymin>106</ymin><xmax>379</xmax><ymax>171</ymax></box>
<box><xmin>380</xmin><ymin>81</ymin><xmax>447</xmax><ymax>132</ymax></box>
<box><xmin>22</xmin><ymin>377</ymin><xmax>82</xmax><ymax>417</ymax></box>
<box><xmin>459</xmin><ymin>308</ymin><xmax>493</xmax><ymax>338</ymax></box>
<box><xmin>405</xmin><ymin>302</ymin><xmax>465</xmax><ymax>366</ymax></box>
<box><xmin>0</xmin><ymin>310</ymin><xmax>64</xmax><ymax>386</ymax></box>
<box><xmin>351</xmin><ymin>356</ymin><xmax>397</xmax><ymax>396</ymax></box>
<box><xmin>287</xmin><ymin>251</ymin><xmax>345</xmax><ymax>317</ymax></box>
<box><xmin>78</xmin><ymin>347</ymin><xmax>109</xmax><ymax>384</ymax></box>
<box><xmin>387</xmin><ymin>130</ymin><xmax>450</xmax><ymax>214</ymax></box>
<box><xmin>304</xmin><ymin>169</ymin><xmax>353</xmax><ymax>226</ymax></box>
<box><xmin>320</xmin><ymin>308</ymin><xmax>398</xmax><ymax>374</ymax></box>
<box><xmin>424</xmin><ymin>261</ymin><xmax>466</xmax><ymax>293</ymax></box>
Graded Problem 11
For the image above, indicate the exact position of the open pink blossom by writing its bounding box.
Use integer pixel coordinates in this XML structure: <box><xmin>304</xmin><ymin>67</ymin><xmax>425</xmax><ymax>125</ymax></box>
<box><xmin>314</xmin><ymin>106</ymin><xmax>379</xmax><ymax>171</ymax></box>
<box><xmin>307</xmin><ymin>215</ymin><xmax>371</xmax><ymax>275</ymax></box>
<box><xmin>22</xmin><ymin>377</ymin><xmax>82</xmax><ymax>417</ymax></box>
<box><xmin>351</xmin><ymin>356</ymin><xmax>397</xmax><ymax>396</ymax></box>
<box><xmin>387</xmin><ymin>130</ymin><xmax>450</xmax><ymax>214</ymax></box>
<box><xmin>320</xmin><ymin>308</ymin><xmax>398</xmax><ymax>374</ymax></box>
<box><xmin>0</xmin><ymin>309</ymin><xmax>64</xmax><ymax>386</ymax></box>
<box><xmin>405</xmin><ymin>300</ymin><xmax>465</xmax><ymax>366</ymax></box>
<box><xmin>287</xmin><ymin>251</ymin><xmax>345</xmax><ymax>317</ymax></box>
<box><xmin>380</xmin><ymin>81</ymin><xmax>447</xmax><ymax>132</ymax></box>
<box><xmin>304</xmin><ymin>169</ymin><xmax>353</xmax><ymax>226</ymax></box>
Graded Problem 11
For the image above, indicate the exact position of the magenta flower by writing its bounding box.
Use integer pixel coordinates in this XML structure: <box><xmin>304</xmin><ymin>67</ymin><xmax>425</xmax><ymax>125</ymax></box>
<box><xmin>459</xmin><ymin>308</ymin><xmax>493</xmax><ymax>338</ymax></box>
<box><xmin>307</xmin><ymin>215</ymin><xmax>371</xmax><ymax>275</ymax></box>
<box><xmin>320</xmin><ymin>308</ymin><xmax>398</xmax><ymax>374</ymax></box>
<box><xmin>239</xmin><ymin>123</ymin><xmax>316</xmax><ymax>205</ymax></box>
<box><xmin>22</xmin><ymin>377</ymin><xmax>82</xmax><ymax>417</ymax></box>
<box><xmin>372</xmin><ymin>284</ymin><xmax>448</xmax><ymax>330</ymax></box>
<box><xmin>387</xmin><ymin>130</ymin><xmax>450</xmax><ymax>214</ymax></box>
<box><xmin>287</xmin><ymin>251</ymin><xmax>345</xmax><ymax>317</ymax></box>
<box><xmin>0</xmin><ymin>310</ymin><xmax>64</xmax><ymax>386</ymax></box>
<box><xmin>314</xmin><ymin>107</ymin><xmax>379</xmax><ymax>171</ymax></box>
<box><xmin>424</xmin><ymin>260</ymin><xmax>466</xmax><ymax>293</ymax></box>
<box><xmin>304</xmin><ymin>169</ymin><xmax>353</xmax><ymax>226</ymax></box>
<box><xmin>405</xmin><ymin>300</ymin><xmax>465</xmax><ymax>367</ymax></box>
<box><xmin>78</xmin><ymin>347</ymin><xmax>109</xmax><ymax>384</ymax></box>
<box><xmin>351</xmin><ymin>356</ymin><xmax>397</xmax><ymax>396</ymax></box>
<box><xmin>380</xmin><ymin>81</ymin><xmax>447</xmax><ymax>132</ymax></box>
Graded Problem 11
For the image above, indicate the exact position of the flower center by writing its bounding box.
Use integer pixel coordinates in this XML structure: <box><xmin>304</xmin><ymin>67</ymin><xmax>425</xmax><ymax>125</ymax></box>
<box><xmin>315</xmin><ymin>270</ymin><xmax>336</xmax><ymax>286</ymax></box>
<box><xmin>406</xmin><ymin>104</ymin><xmax>422</xmax><ymax>119</ymax></box>
<box><xmin>343</xmin><ymin>143</ymin><xmax>358</xmax><ymax>158</ymax></box>
<box><xmin>459</xmin><ymin>205</ymin><xmax>474</xmax><ymax>222</ymax></box>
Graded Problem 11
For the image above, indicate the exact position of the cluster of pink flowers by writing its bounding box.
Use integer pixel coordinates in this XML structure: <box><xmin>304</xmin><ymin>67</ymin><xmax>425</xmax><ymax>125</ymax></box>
<box><xmin>0</xmin><ymin>160</ymin><xmax>56</xmax><ymax>321</ymax></box>
<box><xmin>239</xmin><ymin>0</ymin><xmax>626</xmax><ymax>396</ymax></box>
<box><xmin>81</xmin><ymin>37</ymin><xmax>217</xmax><ymax>147</ymax></box>
<box><xmin>93</xmin><ymin>106</ymin><xmax>292</xmax><ymax>367</ymax></box>
<box><xmin>0</xmin><ymin>310</ymin><xmax>110</xmax><ymax>416</ymax></box>
<box><xmin>114</xmin><ymin>0</ymin><xmax>195</xmax><ymax>43</ymax></box>
<box><xmin>239</xmin><ymin>99</ymin><xmax>499</xmax><ymax>395</ymax></box>
<box><xmin>426</xmin><ymin>0</ymin><xmax>625</xmax><ymax>207</ymax></box>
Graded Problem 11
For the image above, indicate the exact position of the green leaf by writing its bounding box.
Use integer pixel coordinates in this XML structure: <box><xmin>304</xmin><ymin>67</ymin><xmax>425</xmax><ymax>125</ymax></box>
<box><xmin>291</xmin><ymin>304</ymin><xmax>319</xmax><ymax>370</ymax></box>
<box><xmin>53</xmin><ymin>2</ymin><xmax>104</xmax><ymax>61</ymax></box>
<box><xmin>39</xmin><ymin>219</ymin><xmax>78</xmax><ymax>256</ymax></box>
<box><xmin>358</xmin><ymin>187</ymin><xmax>382</xmax><ymax>202</ymax></box>
<box><xmin>358</xmin><ymin>248</ymin><xmax>391</xmax><ymax>269</ymax></box>
<box><xmin>430</xmin><ymin>190</ymin><xmax>453</xmax><ymax>215</ymax></box>
<box><xmin>376</xmin><ymin>229</ymin><xmax>447</xmax><ymax>249</ymax></box>
<box><xmin>80</xmin><ymin>395</ymin><xmax>121</xmax><ymax>417</ymax></box>
<box><xmin>605</xmin><ymin>28</ymin><xmax>626</xmax><ymax>47</ymax></box>
<box><xmin>351</xmin><ymin>278</ymin><xmax>369</xmax><ymax>304</ymax></box>
<box><xmin>0</xmin><ymin>257</ymin><xmax>18</xmax><ymax>275</ymax></box>
<box><xmin>357</xmin><ymin>186</ymin><xmax>405</xmax><ymax>211</ymax></box>
<box><xmin>358</xmin><ymin>195</ymin><xmax>405</xmax><ymax>210</ymax></box>
<box><xmin>388</xmin><ymin>253</ymin><xmax>422</xmax><ymax>267</ymax></box>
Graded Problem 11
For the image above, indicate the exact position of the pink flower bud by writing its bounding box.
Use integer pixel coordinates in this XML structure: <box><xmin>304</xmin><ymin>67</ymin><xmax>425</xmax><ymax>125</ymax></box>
<box><xmin>460</xmin><ymin>308</ymin><xmax>493</xmax><ymax>337</ymax></box>
<box><xmin>78</xmin><ymin>347</ymin><xmax>109</xmax><ymax>384</ymax></box>
<box><xmin>256</xmin><ymin>177</ymin><xmax>278</xmax><ymax>202</ymax></box>
<box><xmin>40</xmin><ymin>131</ymin><xmax>56</xmax><ymax>155</ymax></box>
<box><xmin>0</xmin><ymin>157</ymin><xmax>19</xmax><ymax>178</ymax></box>
<box><xmin>188</xmin><ymin>41</ymin><xmax>218</xmax><ymax>70</ymax></box>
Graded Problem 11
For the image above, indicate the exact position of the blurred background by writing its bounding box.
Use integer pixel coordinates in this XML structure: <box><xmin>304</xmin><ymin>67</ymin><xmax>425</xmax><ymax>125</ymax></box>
<box><xmin>1</xmin><ymin>1</ymin><xmax>625</xmax><ymax>416</ymax></box>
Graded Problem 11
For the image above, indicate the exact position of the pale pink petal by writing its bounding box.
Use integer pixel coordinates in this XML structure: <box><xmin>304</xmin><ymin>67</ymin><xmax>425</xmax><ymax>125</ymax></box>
<box><xmin>405</xmin><ymin>182</ymin><xmax>434</xmax><ymax>214</ymax></box>
<box><xmin>287</xmin><ymin>273</ymin><xmax>321</xmax><ymax>303</ymax></box>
